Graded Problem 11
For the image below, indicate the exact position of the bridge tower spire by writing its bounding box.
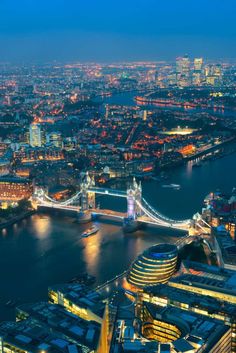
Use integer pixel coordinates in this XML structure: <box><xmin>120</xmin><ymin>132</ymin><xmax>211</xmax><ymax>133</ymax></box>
<box><xmin>126</xmin><ymin>177</ymin><xmax>143</xmax><ymax>219</ymax></box>
<box><xmin>80</xmin><ymin>172</ymin><xmax>96</xmax><ymax>211</ymax></box>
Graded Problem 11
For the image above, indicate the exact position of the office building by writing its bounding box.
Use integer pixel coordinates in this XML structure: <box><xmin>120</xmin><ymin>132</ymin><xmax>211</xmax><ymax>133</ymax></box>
<box><xmin>127</xmin><ymin>244</ymin><xmax>178</xmax><ymax>288</ymax></box>
<box><xmin>29</xmin><ymin>123</ymin><xmax>42</xmax><ymax>147</ymax></box>
<box><xmin>16</xmin><ymin>301</ymin><xmax>104</xmax><ymax>353</ymax></box>
<box><xmin>0</xmin><ymin>319</ymin><xmax>83</xmax><ymax>353</ymax></box>
<box><xmin>141</xmin><ymin>282</ymin><xmax>236</xmax><ymax>352</ymax></box>
<box><xmin>169</xmin><ymin>260</ymin><xmax>236</xmax><ymax>304</ymax></box>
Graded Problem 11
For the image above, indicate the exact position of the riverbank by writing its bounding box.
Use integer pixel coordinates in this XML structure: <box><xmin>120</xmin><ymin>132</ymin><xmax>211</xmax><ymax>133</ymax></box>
<box><xmin>184</xmin><ymin>136</ymin><xmax>236</xmax><ymax>161</ymax></box>
<box><xmin>95</xmin><ymin>89</ymin><xmax>236</xmax><ymax>118</ymax></box>
<box><xmin>0</xmin><ymin>210</ymin><xmax>35</xmax><ymax>230</ymax></box>
<box><xmin>0</xmin><ymin>145</ymin><xmax>236</xmax><ymax>322</ymax></box>
<box><xmin>135</xmin><ymin>94</ymin><xmax>236</xmax><ymax>112</ymax></box>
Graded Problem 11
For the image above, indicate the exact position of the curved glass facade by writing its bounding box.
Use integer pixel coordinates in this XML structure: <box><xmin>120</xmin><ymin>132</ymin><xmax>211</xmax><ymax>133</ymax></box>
<box><xmin>127</xmin><ymin>244</ymin><xmax>178</xmax><ymax>288</ymax></box>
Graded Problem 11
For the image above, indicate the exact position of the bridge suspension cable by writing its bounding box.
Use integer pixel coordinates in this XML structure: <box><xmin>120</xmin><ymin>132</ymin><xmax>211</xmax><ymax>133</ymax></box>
<box><xmin>136</xmin><ymin>197</ymin><xmax>191</xmax><ymax>228</ymax></box>
<box><xmin>37</xmin><ymin>190</ymin><xmax>82</xmax><ymax>206</ymax></box>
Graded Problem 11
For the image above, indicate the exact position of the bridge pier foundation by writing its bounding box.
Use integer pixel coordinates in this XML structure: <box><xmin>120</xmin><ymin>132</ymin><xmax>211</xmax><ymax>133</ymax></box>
<box><xmin>77</xmin><ymin>211</ymin><xmax>92</xmax><ymax>223</ymax></box>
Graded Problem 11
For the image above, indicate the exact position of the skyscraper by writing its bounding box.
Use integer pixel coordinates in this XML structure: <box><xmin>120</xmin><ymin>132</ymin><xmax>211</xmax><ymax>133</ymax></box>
<box><xmin>176</xmin><ymin>55</ymin><xmax>191</xmax><ymax>86</ymax></box>
<box><xmin>194</xmin><ymin>57</ymin><xmax>203</xmax><ymax>71</ymax></box>
<box><xmin>176</xmin><ymin>55</ymin><xmax>190</xmax><ymax>75</ymax></box>
<box><xmin>29</xmin><ymin>123</ymin><xmax>42</xmax><ymax>147</ymax></box>
<box><xmin>193</xmin><ymin>58</ymin><xmax>203</xmax><ymax>85</ymax></box>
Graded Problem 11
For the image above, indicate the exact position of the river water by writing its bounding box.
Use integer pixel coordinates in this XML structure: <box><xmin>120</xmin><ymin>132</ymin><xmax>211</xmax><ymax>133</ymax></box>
<box><xmin>95</xmin><ymin>91</ymin><xmax>236</xmax><ymax>118</ymax></box>
<box><xmin>1</xmin><ymin>93</ymin><xmax>236</xmax><ymax>321</ymax></box>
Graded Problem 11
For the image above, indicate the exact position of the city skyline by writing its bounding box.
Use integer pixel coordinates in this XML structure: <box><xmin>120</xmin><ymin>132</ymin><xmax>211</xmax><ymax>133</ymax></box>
<box><xmin>0</xmin><ymin>3</ymin><xmax>236</xmax><ymax>352</ymax></box>
<box><xmin>0</xmin><ymin>0</ymin><xmax>236</xmax><ymax>63</ymax></box>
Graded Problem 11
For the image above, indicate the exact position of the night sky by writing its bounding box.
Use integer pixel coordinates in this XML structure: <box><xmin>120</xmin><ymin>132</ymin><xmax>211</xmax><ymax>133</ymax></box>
<box><xmin>0</xmin><ymin>0</ymin><xmax>235</xmax><ymax>62</ymax></box>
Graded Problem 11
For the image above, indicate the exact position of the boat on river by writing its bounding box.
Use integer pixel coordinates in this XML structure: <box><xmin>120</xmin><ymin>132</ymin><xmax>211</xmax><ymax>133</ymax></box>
<box><xmin>81</xmin><ymin>225</ymin><xmax>99</xmax><ymax>238</ymax></box>
<box><xmin>162</xmin><ymin>184</ymin><xmax>181</xmax><ymax>190</ymax></box>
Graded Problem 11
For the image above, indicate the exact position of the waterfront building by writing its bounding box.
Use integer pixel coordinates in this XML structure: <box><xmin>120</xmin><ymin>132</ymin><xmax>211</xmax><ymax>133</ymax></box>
<box><xmin>202</xmin><ymin>190</ymin><xmax>236</xmax><ymax>268</ymax></box>
<box><xmin>169</xmin><ymin>260</ymin><xmax>236</xmax><ymax>304</ymax></box>
<box><xmin>127</xmin><ymin>244</ymin><xmax>178</xmax><ymax>288</ymax></box>
<box><xmin>48</xmin><ymin>283</ymin><xmax>105</xmax><ymax>324</ymax></box>
<box><xmin>48</xmin><ymin>284</ymin><xmax>109</xmax><ymax>353</ymax></box>
<box><xmin>0</xmin><ymin>176</ymin><xmax>33</xmax><ymax>201</ymax></box>
<box><xmin>140</xmin><ymin>282</ymin><xmax>236</xmax><ymax>352</ymax></box>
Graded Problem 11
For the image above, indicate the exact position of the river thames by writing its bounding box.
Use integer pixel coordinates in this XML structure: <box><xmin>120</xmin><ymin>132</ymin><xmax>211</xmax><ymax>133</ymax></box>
<box><xmin>1</xmin><ymin>147</ymin><xmax>236</xmax><ymax>321</ymax></box>
<box><xmin>1</xmin><ymin>94</ymin><xmax>236</xmax><ymax>321</ymax></box>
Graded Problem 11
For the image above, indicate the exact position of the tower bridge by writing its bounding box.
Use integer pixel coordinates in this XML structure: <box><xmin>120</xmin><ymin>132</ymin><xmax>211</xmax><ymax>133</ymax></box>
<box><xmin>33</xmin><ymin>173</ymin><xmax>210</xmax><ymax>233</ymax></box>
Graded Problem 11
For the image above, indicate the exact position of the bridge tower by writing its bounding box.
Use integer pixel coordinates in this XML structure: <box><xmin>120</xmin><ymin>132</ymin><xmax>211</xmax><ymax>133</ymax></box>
<box><xmin>127</xmin><ymin>178</ymin><xmax>143</xmax><ymax>219</ymax></box>
<box><xmin>80</xmin><ymin>172</ymin><xmax>96</xmax><ymax>211</ymax></box>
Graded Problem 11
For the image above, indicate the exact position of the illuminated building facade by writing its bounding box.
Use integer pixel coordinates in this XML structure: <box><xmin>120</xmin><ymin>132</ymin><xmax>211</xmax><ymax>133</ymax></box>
<box><xmin>193</xmin><ymin>58</ymin><xmax>203</xmax><ymax>85</ymax></box>
<box><xmin>48</xmin><ymin>283</ymin><xmax>109</xmax><ymax>353</ymax></box>
<box><xmin>137</xmin><ymin>301</ymin><xmax>231</xmax><ymax>353</ymax></box>
<box><xmin>127</xmin><ymin>244</ymin><xmax>178</xmax><ymax>288</ymax></box>
<box><xmin>0</xmin><ymin>176</ymin><xmax>33</xmax><ymax>201</ymax></box>
<box><xmin>14</xmin><ymin>147</ymin><xmax>64</xmax><ymax>163</ymax></box>
<box><xmin>194</xmin><ymin>57</ymin><xmax>203</xmax><ymax>71</ymax></box>
<box><xmin>49</xmin><ymin>283</ymin><xmax>106</xmax><ymax>319</ymax></box>
<box><xmin>46</xmin><ymin>131</ymin><xmax>63</xmax><ymax>148</ymax></box>
<box><xmin>176</xmin><ymin>55</ymin><xmax>191</xmax><ymax>86</ymax></box>
<box><xmin>16</xmin><ymin>302</ymin><xmax>103</xmax><ymax>353</ymax></box>
<box><xmin>29</xmin><ymin>123</ymin><xmax>42</xmax><ymax>147</ymax></box>
<box><xmin>169</xmin><ymin>261</ymin><xmax>236</xmax><ymax>304</ymax></box>
<box><xmin>141</xmin><ymin>282</ymin><xmax>236</xmax><ymax>352</ymax></box>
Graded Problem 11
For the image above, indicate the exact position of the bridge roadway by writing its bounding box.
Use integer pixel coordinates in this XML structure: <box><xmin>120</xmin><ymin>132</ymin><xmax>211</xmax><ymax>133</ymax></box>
<box><xmin>92</xmin><ymin>209</ymin><xmax>190</xmax><ymax>231</ymax></box>
<box><xmin>36</xmin><ymin>202</ymin><xmax>190</xmax><ymax>231</ymax></box>
<box><xmin>91</xmin><ymin>209</ymin><xmax>126</xmax><ymax>219</ymax></box>
<box><xmin>88</xmin><ymin>187</ymin><xmax>127</xmax><ymax>198</ymax></box>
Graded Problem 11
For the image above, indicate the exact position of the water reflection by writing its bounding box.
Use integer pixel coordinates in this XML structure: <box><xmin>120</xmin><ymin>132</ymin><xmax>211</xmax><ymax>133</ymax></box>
<box><xmin>186</xmin><ymin>161</ymin><xmax>193</xmax><ymax>178</ymax></box>
<box><xmin>1</xmin><ymin>228</ymin><xmax>7</xmax><ymax>237</ymax></box>
<box><xmin>32</xmin><ymin>215</ymin><xmax>51</xmax><ymax>239</ymax></box>
<box><xmin>82</xmin><ymin>222</ymin><xmax>101</xmax><ymax>273</ymax></box>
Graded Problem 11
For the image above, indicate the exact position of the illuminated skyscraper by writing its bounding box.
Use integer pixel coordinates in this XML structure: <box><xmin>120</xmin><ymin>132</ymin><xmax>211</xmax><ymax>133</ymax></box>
<box><xmin>176</xmin><ymin>55</ymin><xmax>190</xmax><ymax>75</ymax></box>
<box><xmin>194</xmin><ymin>57</ymin><xmax>203</xmax><ymax>71</ymax></box>
<box><xmin>29</xmin><ymin>123</ymin><xmax>42</xmax><ymax>147</ymax></box>
<box><xmin>176</xmin><ymin>55</ymin><xmax>191</xmax><ymax>86</ymax></box>
<box><xmin>193</xmin><ymin>58</ymin><xmax>203</xmax><ymax>85</ymax></box>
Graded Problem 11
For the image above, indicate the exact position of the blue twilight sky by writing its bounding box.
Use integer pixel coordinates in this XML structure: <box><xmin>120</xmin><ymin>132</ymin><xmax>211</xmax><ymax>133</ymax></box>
<box><xmin>0</xmin><ymin>0</ymin><xmax>235</xmax><ymax>62</ymax></box>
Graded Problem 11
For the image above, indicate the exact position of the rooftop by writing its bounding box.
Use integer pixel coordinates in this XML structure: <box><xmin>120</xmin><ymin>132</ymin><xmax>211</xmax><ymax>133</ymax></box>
<box><xmin>143</xmin><ymin>302</ymin><xmax>230</xmax><ymax>352</ymax></box>
<box><xmin>0</xmin><ymin>319</ymin><xmax>83</xmax><ymax>353</ymax></box>
<box><xmin>49</xmin><ymin>283</ymin><xmax>105</xmax><ymax>318</ymax></box>
<box><xmin>144</xmin><ymin>283</ymin><xmax>236</xmax><ymax>316</ymax></box>
<box><xmin>147</xmin><ymin>243</ymin><xmax>177</xmax><ymax>255</ymax></box>
<box><xmin>17</xmin><ymin>301</ymin><xmax>101</xmax><ymax>351</ymax></box>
